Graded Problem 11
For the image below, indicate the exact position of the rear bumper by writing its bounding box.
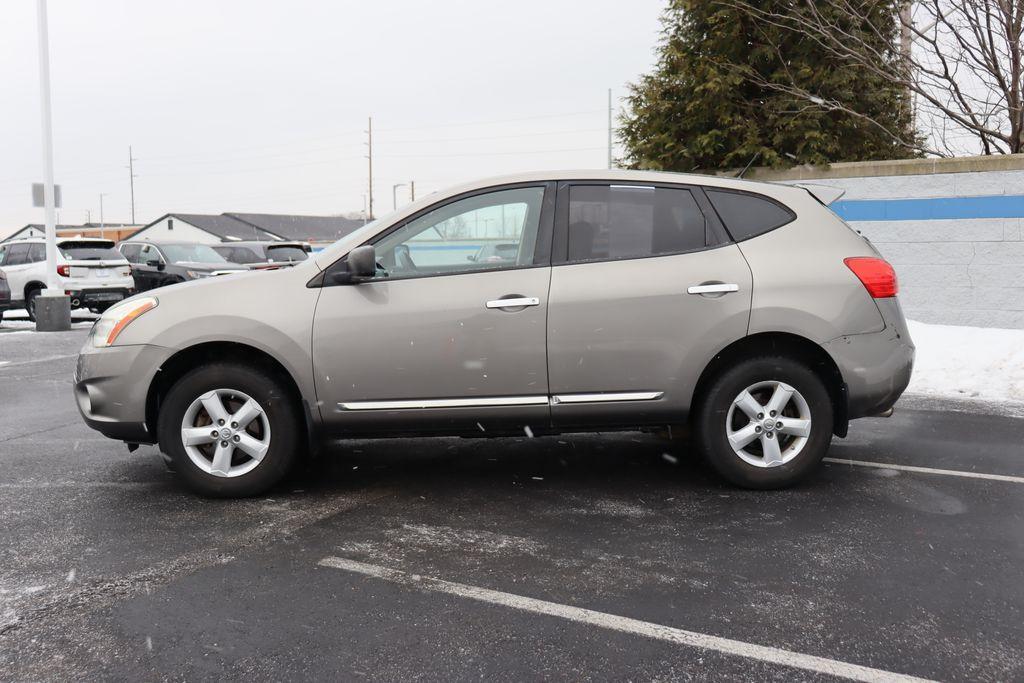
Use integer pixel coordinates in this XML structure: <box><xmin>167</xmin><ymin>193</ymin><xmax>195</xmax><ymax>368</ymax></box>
<box><xmin>823</xmin><ymin>298</ymin><xmax>915</xmax><ymax>420</ymax></box>
<box><xmin>65</xmin><ymin>287</ymin><xmax>133</xmax><ymax>306</ymax></box>
<box><xmin>74</xmin><ymin>341</ymin><xmax>174</xmax><ymax>443</ymax></box>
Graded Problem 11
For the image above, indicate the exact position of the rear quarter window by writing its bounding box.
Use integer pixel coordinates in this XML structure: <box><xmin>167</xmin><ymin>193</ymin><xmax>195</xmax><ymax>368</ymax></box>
<box><xmin>706</xmin><ymin>189</ymin><xmax>795</xmax><ymax>241</ymax></box>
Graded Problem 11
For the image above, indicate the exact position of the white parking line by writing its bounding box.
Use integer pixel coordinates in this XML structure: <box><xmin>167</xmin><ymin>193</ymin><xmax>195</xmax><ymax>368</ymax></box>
<box><xmin>824</xmin><ymin>457</ymin><xmax>1024</xmax><ymax>484</ymax></box>
<box><xmin>318</xmin><ymin>556</ymin><xmax>933</xmax><ymax>683</ymax></box>
<box><xmin>0</xmin><ymin>354</ymin><xmax>77</xmax><ymax>368</ymax></box>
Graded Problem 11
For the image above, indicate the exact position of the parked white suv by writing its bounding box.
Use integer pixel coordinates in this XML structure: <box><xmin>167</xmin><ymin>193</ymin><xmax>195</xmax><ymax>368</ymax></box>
<box><xmin>0</xmin><ymin>237</ymin><xmax>135</xmax><ymax>320</ymax></box>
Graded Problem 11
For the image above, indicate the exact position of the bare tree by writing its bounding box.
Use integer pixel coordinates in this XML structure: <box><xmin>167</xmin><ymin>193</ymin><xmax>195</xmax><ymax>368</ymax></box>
<box><xmin>724</xmin><ymin>1</ymin><xmax>1024</xmax><ymax>156</ymax></box>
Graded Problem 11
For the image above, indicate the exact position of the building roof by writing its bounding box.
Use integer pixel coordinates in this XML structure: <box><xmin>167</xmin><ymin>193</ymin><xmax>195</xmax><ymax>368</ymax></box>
<box><xmin>168</xmin><ymin>213</ymin><xmax>283</xmax><ymax>242</ymax></box>
<box><xmin>226</xmin><ymin>213</ymin><xmax>365</xmax><ymax>243</ymax></box>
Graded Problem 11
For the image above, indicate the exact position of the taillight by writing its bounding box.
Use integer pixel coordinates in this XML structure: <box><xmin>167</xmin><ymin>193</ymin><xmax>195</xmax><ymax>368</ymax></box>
<box><xmin>844</xmin><ymin>257</ymin><xmax>898</xmax><ymax>298</ymax></box>
<box><xmin>57</xmin><ymin>264</ymin><xmax>71</xmax><ymax>277</ymax></box>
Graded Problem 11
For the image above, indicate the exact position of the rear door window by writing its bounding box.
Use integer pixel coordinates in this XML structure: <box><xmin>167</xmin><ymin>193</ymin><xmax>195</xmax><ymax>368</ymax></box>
<box><xmin>566</xmin><ymin>185</ymin><xmax>707</xmax><ymax>263</ymax></box>
<box><xmin>5</xmin><ymin>244</ymin><xmax>30</xmax><ymax>265</ymax></box>
<box><xmin>120</xmin><ymin>244</ymin><xmax>142</xmax><ymax>263</ymax></box>
<box><xmin>706</xmin><ymin>189</ymin><xmax>795</xmax><ymax>241</ymax></box>
<box><xmin>28</xmin><ymin>244</ymin><xmax>46</xmax><ymax>263</ymax></box>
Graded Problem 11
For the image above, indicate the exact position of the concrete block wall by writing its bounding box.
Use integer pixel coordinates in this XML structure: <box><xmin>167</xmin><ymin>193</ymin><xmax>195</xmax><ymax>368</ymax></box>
<box><xmin>744</xmin><ymin>156</ymin><xmax>1024</xmax><ymax>329</ymax></box>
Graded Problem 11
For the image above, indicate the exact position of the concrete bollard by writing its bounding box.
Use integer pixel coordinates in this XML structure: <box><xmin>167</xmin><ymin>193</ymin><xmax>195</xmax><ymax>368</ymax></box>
<box><xmin>34</xmin><ymin>291</ymin><xmax>71</xmax><ymax>332</ymax></box>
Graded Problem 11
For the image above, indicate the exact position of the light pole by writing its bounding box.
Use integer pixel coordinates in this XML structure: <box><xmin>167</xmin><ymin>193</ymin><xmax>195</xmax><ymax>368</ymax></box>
<box><xmin>392</xmin><ymin>183</ymin><xmax>408</xmax><ymax>211</ymax></box>
<box><xmin>34</xmin><ymin>0</ymin><xmax>70</xmax><ymax>330</ymax></box>
<box><xmin>99</xmin><ymin>192</ymin><xmax>108</xmax><ymax>238</ymax></box>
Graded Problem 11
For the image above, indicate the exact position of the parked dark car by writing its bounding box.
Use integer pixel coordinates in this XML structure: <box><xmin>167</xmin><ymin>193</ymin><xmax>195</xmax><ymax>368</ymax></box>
<box><xmin>0</xmin><ymin>269</ymin><xmax>11</xmax><ymax>322</ymax></box>
<box><xmin>211</xmin><ymin>241</ymin><xmax>312</xmax><ymax>269</ymax></box>
<box><xmin>117</xmin><ymin>241</ymin><xmax>247</xmax><ymax>292</ymax></box>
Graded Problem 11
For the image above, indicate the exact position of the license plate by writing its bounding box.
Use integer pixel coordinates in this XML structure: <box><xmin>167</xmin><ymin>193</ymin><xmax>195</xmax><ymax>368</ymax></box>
<box><xmin>92</xmin><ymin>292</ymin><xmax>123</xmax><ymax>302</ymax></box>
<box><xmin>94</xmin><ymin>269</ymin><xmax>110</xmax><ymax>278</ymax></box>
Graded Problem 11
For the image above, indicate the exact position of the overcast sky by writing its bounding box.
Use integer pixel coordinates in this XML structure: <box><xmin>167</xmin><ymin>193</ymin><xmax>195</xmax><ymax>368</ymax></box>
<box><xmin>0</xmin><ymin>0</ymin><xmax>664</xmax><ymax>237</ymax></box>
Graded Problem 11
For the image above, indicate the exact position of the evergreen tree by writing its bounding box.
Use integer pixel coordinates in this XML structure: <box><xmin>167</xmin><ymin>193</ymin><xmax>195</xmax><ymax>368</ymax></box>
<box><xmin>620</xmin><ymin>1</ymin><xmax>918</xmax><ymax>171</ymax></box>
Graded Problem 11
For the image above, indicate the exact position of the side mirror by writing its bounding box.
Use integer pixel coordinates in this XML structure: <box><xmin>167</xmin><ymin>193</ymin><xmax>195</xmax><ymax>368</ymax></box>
<box><xmin>147</xmin><ymin>259</ymin><xmax>165</xmax><ymax>271</ymax></box>
<box><xmin>347</xmin><ymin>245</ymin><xmax>377</xmax><ymax>280</ymax></box>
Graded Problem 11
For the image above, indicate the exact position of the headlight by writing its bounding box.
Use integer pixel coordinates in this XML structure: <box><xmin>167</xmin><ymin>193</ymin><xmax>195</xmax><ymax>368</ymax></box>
<box><xmin>90</xmin><ymin>297</ymin><xmax>158</xmax><ymax>348</ymax></box>
<box><xmin>186</xmin><ymin>270</ymin><xmax>210</xmax><ymax>279</ymax></box>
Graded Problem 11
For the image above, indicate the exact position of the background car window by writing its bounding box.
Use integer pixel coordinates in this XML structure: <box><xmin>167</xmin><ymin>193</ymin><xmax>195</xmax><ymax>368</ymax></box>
<box><xmin>59</xmin><ymin>242</ymin><xmax>123</xmax><ymax>261</ymax></box>
<box><xmin>706</xmin><ymin>189</ymin><xmax>795</xmax><ymax>241</ymax></box>
<box><xmin>139</xmin><ymin>244</ymin><xmax>163</xmax><ymax>263</ymax></box>
<box><xmin>5</xmin><ymin>244</ymin><xmax>30</xmax><ymax>266</ymax></box>
<box><xmin>372</xmin><ymin>186</ymin><xmax>545</xmax><ymax>280</ymax></box>
<box><xmin>161</xmin><ymin>244</ymin><xmax>227</xmax><ymax>264</ymax></box>
<box><xmin>0</xmin><ymin>245</ymin><xmax>6</xmax><ymax>265</ymax></box>
<box><xmin>120</xmin><ymin>244</ymin><xmax>142</xmax><ymax>263</ymax></box>
<box><xmin>28</xmin><ymin>243</ymin><xmax>46</xmax><ymax>263</ymax></box>
<box><xmin>266</xmin><ymin>245</ymin><xmax>308</xmax><ymax>262</ymax></box>
<box><xmin>567</xmin><ymin>185</ymin><xmax>706</xmax><ymax>262</ymax></box>
<box><xmin>218</xmin><ymin>246</ymin><xmax>261</xmax><ymax>263</ymax></box>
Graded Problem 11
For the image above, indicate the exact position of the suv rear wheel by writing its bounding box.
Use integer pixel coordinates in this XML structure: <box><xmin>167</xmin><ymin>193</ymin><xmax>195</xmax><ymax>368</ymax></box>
<box><xmin>695</xmin><ymin>356</ymin><xmax>833</xmax><ymax>489</ymax></box>
<box><xmin>157</xmin><ymin>362</ymin><xmax>302</xmax><ymax>497</ymax></box>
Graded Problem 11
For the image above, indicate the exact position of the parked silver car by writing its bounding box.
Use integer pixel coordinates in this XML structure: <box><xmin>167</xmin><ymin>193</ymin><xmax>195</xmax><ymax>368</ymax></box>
<box><xmin>74</xmin><ymin>170</ymin><xmax>913</xmax><ymax>496</ymax></box>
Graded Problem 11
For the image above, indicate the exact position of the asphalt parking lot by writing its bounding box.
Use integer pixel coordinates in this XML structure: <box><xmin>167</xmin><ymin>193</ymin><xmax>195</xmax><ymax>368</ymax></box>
<box><xmin>1</xmin><ymin>323</ymin><xmax>1022</xmax><ymax>681</ymax></box>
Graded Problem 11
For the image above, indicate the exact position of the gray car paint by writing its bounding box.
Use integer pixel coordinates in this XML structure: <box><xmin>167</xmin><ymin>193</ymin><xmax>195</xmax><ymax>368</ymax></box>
<box><xmin>75</xmin><ymin>169</ymin><xmax>913</xmax><ymax>446</ymax></box>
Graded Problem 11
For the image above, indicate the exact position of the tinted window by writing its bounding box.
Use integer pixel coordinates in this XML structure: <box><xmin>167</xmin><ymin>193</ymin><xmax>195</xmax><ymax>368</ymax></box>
<box><xmin>5</xmin><ymin>244</ymin><xmax>30</xmax><ymax>266</ymax></box>
<box><xmin>567</xmin><ymin>185</ymin><xmax>706</xmax><ymax>263</ymax></box>
<box><xmin>28</xmin><ymin>244</ymin><xmax>47</xmax><ymax>263</ymax></box>
<box><xmin>265</xmin><ymin>245</ymin><xmax>308</xmax><ymax>262</ymax></box>
<box><xmin>161</xmin><ymin>244</ymin><xmax>227</xmax><ymax>264</ymax></box>
<box><xmin>0</xmin><ymin>246</ymin><xmax>6</xmax><ymax>265</ymax></box>
<box><xmin>120</xmin><ymin>244</ymin><xmax>142</xmax><ymax>263</ymax></box>
<box><xmin>706</xmin><ymin>189</ymin><xmax>795</xmax><ymax>241</ymax></box>
<box><xmin>59</xmin><ymin>241</ymin><xmax>123</xmax><ymax>261</ymax></box>
<box><xmin>372</xmin><ymin>186</ymin><xmax>545</xmax><ymax>280</ymax></box>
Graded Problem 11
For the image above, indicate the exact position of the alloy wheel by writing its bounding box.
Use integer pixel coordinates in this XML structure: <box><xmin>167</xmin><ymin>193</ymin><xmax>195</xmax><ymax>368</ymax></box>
<box><xmin>725</xmin><ymin>381</ymin><xmax>812</xmax><ymax>468</ymax></box>
<box><xmin>180</xmin><ymin>389</ymin><xmax>271</xmax><ymax>478</ymax></box>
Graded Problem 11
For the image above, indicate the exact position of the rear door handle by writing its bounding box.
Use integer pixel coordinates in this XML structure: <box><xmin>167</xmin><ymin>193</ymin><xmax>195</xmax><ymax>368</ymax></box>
<box><xmin>485</xmin><ymin>296</ymin><xmax>540</xmax><ymax>309</ymax></box>
<box><xmin>687</xmin><ymin>283</ymin><xmax>739</xmax><ymax>295</ymax></box>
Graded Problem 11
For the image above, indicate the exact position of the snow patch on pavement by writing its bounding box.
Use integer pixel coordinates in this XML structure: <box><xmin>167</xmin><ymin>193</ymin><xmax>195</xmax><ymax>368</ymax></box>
<box><xmin>906</xmin><ymin>320</ymin><xmax>1024</xmax><ymax>405</ymax></box>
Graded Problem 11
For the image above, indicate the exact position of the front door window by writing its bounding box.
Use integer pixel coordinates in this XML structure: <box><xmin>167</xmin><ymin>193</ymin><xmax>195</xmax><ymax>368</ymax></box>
<box><xmin>372</xmin><ymin>186</ymin><xmax>546</xmax><ymax>280</ymax></box>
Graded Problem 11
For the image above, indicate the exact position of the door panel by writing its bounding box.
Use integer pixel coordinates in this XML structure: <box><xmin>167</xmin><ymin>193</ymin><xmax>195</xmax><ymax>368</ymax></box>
<box><xmin>312</xmin><ymin>267</ymin><xmax>551</xmax><ymax>434</ymax></box>
<box><xmin>547</xmin><ymin>244</ymin><xmax>752</xmax><ymax>427</ymax></box>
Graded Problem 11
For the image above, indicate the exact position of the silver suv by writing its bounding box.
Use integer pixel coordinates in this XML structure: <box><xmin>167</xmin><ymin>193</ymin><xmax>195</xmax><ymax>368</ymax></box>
<box><xmin>74</xmin><ymin>171</ymin><xmax>914</xmax><ymax>496</ymax></box>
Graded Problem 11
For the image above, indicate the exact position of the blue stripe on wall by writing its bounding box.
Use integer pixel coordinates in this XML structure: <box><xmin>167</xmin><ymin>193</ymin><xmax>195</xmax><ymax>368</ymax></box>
<box><xmin>832</xmin><ymin>195</ymin><xmax>1024</xmax><ymax>221</ymax></box>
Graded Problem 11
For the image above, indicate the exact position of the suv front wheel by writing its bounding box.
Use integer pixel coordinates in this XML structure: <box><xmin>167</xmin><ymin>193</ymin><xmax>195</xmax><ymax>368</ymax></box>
<box><xmin>695</xmin><ymin>356</ymin><xmax>833</xmax><ymax>489</ymax></box>
<box><xmin>157</xmin><ymin>362</ymin><xmax>302</xmax><ymax>497</ymax></box>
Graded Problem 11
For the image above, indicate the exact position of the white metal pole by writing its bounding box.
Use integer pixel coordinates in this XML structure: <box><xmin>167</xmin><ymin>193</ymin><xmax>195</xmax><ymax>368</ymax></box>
<box><xmin>36</xmin><ymin>0</ymin><xmax>59</xmax><ymax>293</ymax></box>
<box><xmin>607</xmin><ymin>88</ymin><xmax>613</xmax><ymax>170</ymax></box>
<box><xmin>99</xmin><ymin>193</ymin><xmax>106</xmax><ymax>238</ymax></box>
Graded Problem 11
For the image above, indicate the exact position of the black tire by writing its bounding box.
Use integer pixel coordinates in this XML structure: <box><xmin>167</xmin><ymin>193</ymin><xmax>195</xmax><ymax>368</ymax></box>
<box><xmin>157</xmin><ymin>362</ymin><xmax>302</xmax><ymax>497</ymax></box>
<box><xmin>25</xmin><ymin>288</ymin><xmax>40</xmax><ymax>322</ymax></box>
<box><xmin>695</xmin><ymin>356</ymin><xmax>833</xmax><ymax>489</ymax></box>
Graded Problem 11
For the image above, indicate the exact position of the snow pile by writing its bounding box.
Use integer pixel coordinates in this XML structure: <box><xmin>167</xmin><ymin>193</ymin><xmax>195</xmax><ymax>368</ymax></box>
<box><xmin>906</xmin><ymin>320</ymin><xmax>1024</xmax><ymax>405</ymax></box>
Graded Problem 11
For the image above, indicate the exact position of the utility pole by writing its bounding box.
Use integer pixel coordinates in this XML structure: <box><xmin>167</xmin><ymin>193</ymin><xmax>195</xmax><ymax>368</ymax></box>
<box><xmin>410</xmin><ymin>180</ymin><xmax>415</xmax><ymax>202</ymax></box>
<box><xmin>34</xmin><ymin>0</ymin><xmax>69</xmax><ymax>330</ymax></box>
<box><xmin>127</xmin><ymin>145</ymin><xmax>138</xmax><ymax>224</ymax></box>
<box><xmin>392</xmin><ymin>183</ymin><xmax>407</xmax><ymax>211</ymax></box>
<box><xmin>365</xmin><ymin>117</ymin><xmax>374</xmax><ymax>220</ymax></box>
<box><xmin>898</xmin><ymin>0</ymin><xmax>915</xmax><ymax>135</ymax></box>
<box><xmin>607</xmin><ymin>88</ymin><xmax>614</xmax><ymax>170</ymax></box>
<box><xmin>99</xmin><ymin>192</ymin><xmax>108</xmax><ymax>238</ymax></box>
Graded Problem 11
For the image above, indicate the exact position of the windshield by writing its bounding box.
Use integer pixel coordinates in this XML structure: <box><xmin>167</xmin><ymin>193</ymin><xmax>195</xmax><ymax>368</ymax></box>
<box><xmin>161</xmin><ymin>244</ymin><xmax>228</xmax><ymax>264</ymax></box>
<box><xmin>266</xmin><ymin>245</ymin><xmax>308</xmax><ymax>262</ymax></box>
<box><xmin>59</xmin><ymin>241</ymin><xmax>123</xmax><ymax>261</ymax></box>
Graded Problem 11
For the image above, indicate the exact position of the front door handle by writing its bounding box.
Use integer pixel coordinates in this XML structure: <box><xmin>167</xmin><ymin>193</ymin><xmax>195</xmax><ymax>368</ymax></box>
<box><xmin>687</xmin><ymin>283</ymin><xmax>739</xmax><ymax>295</ymax></box>
<box><xmin>485</xmin><ymin>296</ymin><xmax>540</xmax><ymax>309</ymax></box>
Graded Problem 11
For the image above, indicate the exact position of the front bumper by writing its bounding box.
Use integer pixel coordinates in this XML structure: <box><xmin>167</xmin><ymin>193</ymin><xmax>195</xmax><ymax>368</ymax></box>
<box><xmin>74</xmin><ymin>341</ymin><xmax>174</xmax><ymax>443</ymax></box>
<box><xmin>823</xmin><ymin>298</ymin><xmax>915</xmax><ymax>420</ymax></box>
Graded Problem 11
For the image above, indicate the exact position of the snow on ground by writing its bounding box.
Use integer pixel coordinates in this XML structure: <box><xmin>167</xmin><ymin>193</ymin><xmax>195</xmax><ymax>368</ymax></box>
<box><xmin>906</xmin><ymin>320</ymin><xmax>1024</xmax><ymax>406</ymax></box>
